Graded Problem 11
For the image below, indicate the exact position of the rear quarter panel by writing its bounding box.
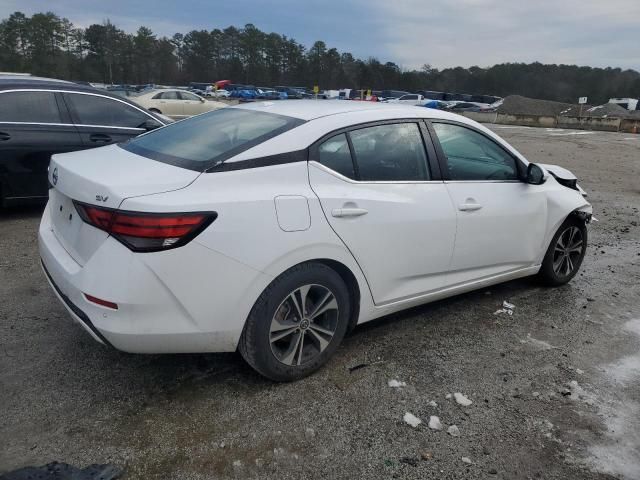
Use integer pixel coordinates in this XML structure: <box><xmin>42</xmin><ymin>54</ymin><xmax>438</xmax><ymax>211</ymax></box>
<box><xmin>120</xmin><ymin>161</ymin><xmax>376</xmax><ymax>343</ymax></box>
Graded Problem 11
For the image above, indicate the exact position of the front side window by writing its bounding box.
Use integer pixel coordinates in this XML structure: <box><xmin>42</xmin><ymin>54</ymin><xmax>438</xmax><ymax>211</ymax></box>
<box><xmin>349</xmin><ymin>123</ymin><xmax>430</xmax><ymax>181</ymax></box>
<box><xmin>0</xmin><ymin>91</ymin><xmax>61</xmax><ymax>123</ymax></box>
<box><xmin>317</xmin><ymin>134</ymin><xmax>355</xmax><ymax>179</ymax></box>
<box><xmin>122</xmin><ymin>108</ymin><xmax>304</xmax><ymax>171</ymax></box>
<box><xmin>65</xmin><ymin>93</ymin><xmax>149</xmax><ymax>128</ymax></box>
<box><xmin>432</xmin><ymin>123</ymin><xmax>519</xmax><ymax>181</ymax></box>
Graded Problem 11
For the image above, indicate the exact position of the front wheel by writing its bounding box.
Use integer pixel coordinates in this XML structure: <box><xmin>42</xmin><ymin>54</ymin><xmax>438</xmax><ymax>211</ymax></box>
<box><xmin>238</xmin><ymin>263</ymin><xmax>351</xmax><ymax>381</ymax></box>
<box><xmin>538</xmin><ymin>216</ymin><xmax>588</xmax><ymax>286</ymax></box>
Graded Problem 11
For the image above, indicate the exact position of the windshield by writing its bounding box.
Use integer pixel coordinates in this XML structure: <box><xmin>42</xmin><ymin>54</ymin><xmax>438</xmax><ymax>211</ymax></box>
<box><xmin>121</xmin><ymin>108</ymin><xmax>304</xmax><ymax>171</ymax></box>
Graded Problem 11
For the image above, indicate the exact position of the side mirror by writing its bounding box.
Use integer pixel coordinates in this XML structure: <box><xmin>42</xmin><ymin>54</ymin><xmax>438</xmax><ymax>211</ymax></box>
<box><xmin>526</xmin><ymin>163</ymin><xmax>546</xmax><ymax>185</ymax></box>
<box><xmin>141</xmin><ymin>119</ymin><xmax>162</xmax><ymax>131</ymax></box>
<box><xmin>200</xmin><ymin>97</ymin><xmax>206</xmax><ymax>103</ymax></box>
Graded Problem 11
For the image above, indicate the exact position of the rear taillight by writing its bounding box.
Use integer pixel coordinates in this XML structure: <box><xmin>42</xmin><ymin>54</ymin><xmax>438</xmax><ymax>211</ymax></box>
<box><xmin>74</xmin><ymin>202</ymin><xmax>217</xmax><ymax>252</ymax></box>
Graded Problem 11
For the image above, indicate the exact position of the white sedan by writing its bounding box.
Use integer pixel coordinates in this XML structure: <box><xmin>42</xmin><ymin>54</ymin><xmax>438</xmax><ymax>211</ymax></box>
<box><xmin>39</xmin><ymin>101</ymin><xmax>591</xmax><ymax>381</ymax></box>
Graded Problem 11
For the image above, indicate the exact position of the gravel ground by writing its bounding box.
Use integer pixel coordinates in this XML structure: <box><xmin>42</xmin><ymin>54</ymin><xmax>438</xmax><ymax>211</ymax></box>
<box><xmin>1</xmin><ymin>126</ymin><xmax>639</xmax><ymax>480</ymax></box>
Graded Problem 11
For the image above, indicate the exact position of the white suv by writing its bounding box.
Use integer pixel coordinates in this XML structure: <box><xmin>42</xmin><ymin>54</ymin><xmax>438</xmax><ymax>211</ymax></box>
<box><xmin>39</xmin><ymin>101</ymin><xmax>592</xmax><ymax>381</ymax></box>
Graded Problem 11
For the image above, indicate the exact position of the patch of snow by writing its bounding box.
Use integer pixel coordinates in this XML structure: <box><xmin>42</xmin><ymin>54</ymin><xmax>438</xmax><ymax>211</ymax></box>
<box><xmin>581</xmin><ymin>319</ymin><xmax>640</xmax><ymax>479</ymax></box>
<box><xmin>445</xmin><ymin>393</ymin><xmax>452</xmax><ymax>399</ymax></box>
<box><xmin>454</xmin><ymin>392</ymin><xmax>473</xmax><ymax>406</ymax></box>
<box><xmin>428</xmin><ymin>400</ymin><xmax>438</xmax><ymax>408</ymax></box>
<box><xmin>428</xmin><ymin>416</ymin><xmax>443</xmax><ymax>430</ymax></box>
<box><xmin>495</xmin><ymin>300</ymin><xmax>515</xmax><ymax>316</ymax></box>
<box><xmin>388</xmin><ymin>379</ymin><xmax>406</xmax><ymax>388</ymax></box>
<box><xmin>448</xmin><ymin>425</ymin><xmax>460</xmax><ymax>437</ymax></box>
<box><xmin>403</xmin><ymin>412</ymin><xmax>422</xmax><ymax>428</ymax></box>
<box><xmin>548</xmin><ymin>131</ymin><xmax>595</xmax><ymax>136</ymax></box>
<box><xmin>520</xmin><ymin>333</ymin><xmax>557</xmax><ymax>350</ymax></box>
<box><xmin>462</xmin><ymin>456</ymin><xmax>472</xmax><ymax>464</ymax></box>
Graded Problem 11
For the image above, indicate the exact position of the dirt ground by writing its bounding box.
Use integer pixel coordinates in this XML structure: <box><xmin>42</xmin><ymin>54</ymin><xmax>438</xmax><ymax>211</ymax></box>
<box><xmin>1</xmin><ymin>126</ymin><xmax>639</xmax><ymax>480</ymax></box>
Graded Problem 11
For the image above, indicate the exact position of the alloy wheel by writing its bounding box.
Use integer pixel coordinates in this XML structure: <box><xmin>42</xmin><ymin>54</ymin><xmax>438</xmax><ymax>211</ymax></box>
<box><xmin>269</xmin><ymin>284</ymin><xmax>339</xmax><ymax>366</ymax></box>
<box><xmin>552</xmin><ymin>226</ymin><xmax>584</xmax><ymax>277</ymax></box>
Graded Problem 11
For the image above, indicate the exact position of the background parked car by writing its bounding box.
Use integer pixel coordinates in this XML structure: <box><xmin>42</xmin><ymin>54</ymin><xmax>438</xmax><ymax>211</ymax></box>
<box><xmin>106</xmin><ymin>85</ymin><xmax>140</xmax><ymax>98</ymax></box>
<box><xmin>256</xmin><ymin>88</ymin><xmax>281</xmax><ymax>100</ymax></box>
<box><xmin>445</xmin><ymin>101</ymin><xmax>490</xmax><ymax>112</ymax></box>
<box><xmin>132</xmin><ymin>88</ymin><xmax>226</xmax><ymax>119</ymax></box>
<box><xmin>274</xmin><ymin>86</ymin><xmax>303</xmax><ymax>99</ymax></box>
<box><xmin>211</xmin><ymin>89</ymin><xmax>231</xmax><ymax>98</ymax></box>
<box><xmin>378</xmin><ymin>89</ymin><xmax>410</xmax><ymax>101</ymax></box>
<box><xmin>423</xmin><ymin>99</ymin><xmax>451</xmax><ymax>109</ymax></box>
<box><xmin>384</xmin><ymin>93</ymin><xmax>427</xmax><ymax>105</ymax></box>
<box><xmin>0</xmin><ymin>75</ymin><xmax>169</xmax><ymax>206</ymax></box>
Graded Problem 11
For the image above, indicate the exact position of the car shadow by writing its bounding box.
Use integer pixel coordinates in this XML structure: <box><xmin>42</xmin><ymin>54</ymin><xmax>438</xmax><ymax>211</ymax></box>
<box><xmin>0</xmin><ymin>203</ymin><xmax>45</xmax><ymax>221</ymax></box>
<box><xmin>58</xmin><ymin>275</ymin><xmax>560</xmax><ymax>397</ymax></box>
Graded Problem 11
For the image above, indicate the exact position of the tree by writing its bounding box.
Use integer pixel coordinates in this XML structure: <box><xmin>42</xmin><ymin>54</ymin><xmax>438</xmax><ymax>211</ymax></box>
<box><xmin>0</xmin><ymin>10</ymin><xmax>639</xmax><ymax>104</ymax></box>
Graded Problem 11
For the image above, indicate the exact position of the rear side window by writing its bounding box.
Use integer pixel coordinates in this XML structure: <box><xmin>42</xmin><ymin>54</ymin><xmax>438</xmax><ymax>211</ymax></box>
<box><xmin>349</xmin><ymin>123</ymin><xmax>430</xmax><ymax>181</ymax></box>
<box><xmin>122</xmin><ymin>108</ymin><xmax>304</xmax><ymax>171</ymax></box>
<box><xmin>317</xmin><ymin>134</ymin><xmax>355</xmax><ymax>179</ymax></box>
<box><xmin>0</xmin><ymin>91</ymin><xmax>61</xmax><ymax>123</ymax></box>
<box><xmin>179</xmin><ymin>92</ymin><xmax>200</xmax><ymax>101</ymax></box>
<box><xmin>155</xmin><ymin>91</ymin><xmax>179</xmax><ymax>100</ymax></box>
<box><xmin>65</xmin><ymin>93</ymin><xmax>149</xmax><ymax>128</ymax></box>
<box><xmin>432</xmin><ymin>123</ymin><xmax>518</xmax><ymax>181</ymax></box>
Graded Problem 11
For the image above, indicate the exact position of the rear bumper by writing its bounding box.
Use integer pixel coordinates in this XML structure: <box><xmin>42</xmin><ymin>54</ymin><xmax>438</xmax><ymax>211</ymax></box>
<box><xmin>41</xmin><ymin>260</ymin><xmax>112</xmax><ymax>347</ymax></box>
<box><xmin>38</xmin><ymin>201</ymin><xmax>273</xmax><ymax>353</ymax></box>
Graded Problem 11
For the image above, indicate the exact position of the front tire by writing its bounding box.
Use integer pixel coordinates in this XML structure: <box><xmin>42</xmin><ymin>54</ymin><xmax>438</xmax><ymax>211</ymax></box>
<box><xmin>538</xmin><ymin>216</ymin><xmax>587</xmax><ymax>286</ymax></box>
<box><xmin>238</xmin><ymin>262</ymin><xmax>351</xmax><ymax>381</ymax></box>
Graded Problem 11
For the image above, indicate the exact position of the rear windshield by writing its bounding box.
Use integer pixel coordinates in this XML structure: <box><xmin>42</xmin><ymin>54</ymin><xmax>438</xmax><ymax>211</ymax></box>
<box><xmin>121</xmin><ymin>108</ymin><xmax>304</xmax><ymax>171</ymax></box>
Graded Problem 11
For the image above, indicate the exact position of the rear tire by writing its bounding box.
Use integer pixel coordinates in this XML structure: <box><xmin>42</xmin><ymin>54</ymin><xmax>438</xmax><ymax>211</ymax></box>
<box><xmin>538</xmin><ymin>216</ymin><xmax>587</xmax><ymax>286</ymax></box>
<box><xmin>238</xmin><ymin>262</ymin><xmax>351</xmax><ymax>382</ymax></box>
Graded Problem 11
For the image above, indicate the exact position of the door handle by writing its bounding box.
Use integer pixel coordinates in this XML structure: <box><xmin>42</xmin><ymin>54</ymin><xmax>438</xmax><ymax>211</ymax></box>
<box><xmin>89</xmin><ymin>134</ymin><xmax>112</xmax><ymax>143</ymax></box>
<box><xmin>331</xmin><ymin>207</ymin><xmax>368</xmax><ymax>218</ymax></box>
<box><xmin>0</xmin><ymin>132</ymin><xmax>10</xmax><ymax>141</ymax></box>
<box><xmin>458</xmin><ymin>202</ymin><xmax>483</xmax><ymax>211</ymax></box>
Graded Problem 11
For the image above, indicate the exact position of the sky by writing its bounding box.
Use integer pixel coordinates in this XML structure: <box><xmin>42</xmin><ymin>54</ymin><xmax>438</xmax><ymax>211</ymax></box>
<box><xmin>2</xmin><ymin>0</ymin><xmax>639</xmax><ymax>71</ymax></box>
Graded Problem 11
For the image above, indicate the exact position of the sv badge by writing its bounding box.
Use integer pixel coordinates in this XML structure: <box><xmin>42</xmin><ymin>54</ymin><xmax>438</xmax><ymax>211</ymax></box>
<box><xmin>96</xmin><ymin>195</ymin><xmax>109</xmax><ymax>203</ymax></box>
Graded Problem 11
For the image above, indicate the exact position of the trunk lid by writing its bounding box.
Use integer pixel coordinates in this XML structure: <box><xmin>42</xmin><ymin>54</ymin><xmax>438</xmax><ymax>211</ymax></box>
<box><xmin>48</xmin><ymin>144</ymin><xmax>201</xmax><ymax>265</ymax></box>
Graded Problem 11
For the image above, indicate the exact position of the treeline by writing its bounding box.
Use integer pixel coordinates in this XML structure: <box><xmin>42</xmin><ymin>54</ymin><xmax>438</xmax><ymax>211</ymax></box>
<box><xmin>1</xmin><ymin>11</ymin><xmax>640</xmax><ymax>104</ymax></box>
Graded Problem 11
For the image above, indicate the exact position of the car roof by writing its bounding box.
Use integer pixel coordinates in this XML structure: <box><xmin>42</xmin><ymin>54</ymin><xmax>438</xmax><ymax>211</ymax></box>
<box><xmin>232</xmin><ymin>99</ymin><xmax>462</xmax><ymax>122</ymax></box>
<box><xmin>0</xmin><ymin>76</ymin><xmax>106</xmax><ymax>93</ymax></box>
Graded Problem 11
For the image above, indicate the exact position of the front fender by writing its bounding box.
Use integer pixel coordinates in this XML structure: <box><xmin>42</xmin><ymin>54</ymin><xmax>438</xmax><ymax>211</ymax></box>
<box><xmin>537</xmin><ymin>178</ymin><xmax>592</xmax><ymax>263</ymax></box>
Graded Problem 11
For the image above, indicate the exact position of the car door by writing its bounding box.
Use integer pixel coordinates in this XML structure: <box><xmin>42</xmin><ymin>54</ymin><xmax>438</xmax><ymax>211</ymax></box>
<box><xmin>429</xmin><ymin>121</ymin><xmax>547</xmax><ymax>284</ymax></box>
<box><xmin>153</xmin><ymin>91</ymin><xmax>185</xmax><ymax>118</ymax></box>
<box><xmin>62</xmin><ymin>92</ymin><xmax>161</xmax><ymax>146</ymax></box>
<box><xmin>308</xmin><ymin>121</ymin><xmax>457</xmax><ymax>305</ymax></box>
<box><xmin>0</xmin><ymin>90</ymin><xmax>83</xmax><ymax>203</ymax></box>
<box><xmin>178</xmin><ymin>91</ymin><xmax>206</xmax><ymax>116</ymax></box>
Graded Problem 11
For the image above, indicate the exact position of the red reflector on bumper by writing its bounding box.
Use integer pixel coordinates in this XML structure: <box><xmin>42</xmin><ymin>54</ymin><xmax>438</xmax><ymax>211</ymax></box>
<box><xmin>84</xmin><ymin>293</ymin><xmax>118</xmax><ymax>310</ymax></box>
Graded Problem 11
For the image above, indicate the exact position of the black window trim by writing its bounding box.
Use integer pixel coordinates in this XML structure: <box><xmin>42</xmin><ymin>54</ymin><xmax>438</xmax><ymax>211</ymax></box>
<box><xmin>61</xmin><ymin>91</ymin><xmax>158</xmax><ymax>131</ymax></box>
<box><xmin>426</xmin><ymin>119</ymin><xmax>527</xmax><ymax>182</ymax></box>
<box><xmin>309</xmin><ymin>118</ymin><xmax>443</xmax><ymax>183</ymax></box>
<box><xmin>0</xmin><ymin>89</ymin><xmax>161</xmax><ymax>130</ymax></box>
